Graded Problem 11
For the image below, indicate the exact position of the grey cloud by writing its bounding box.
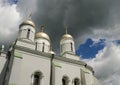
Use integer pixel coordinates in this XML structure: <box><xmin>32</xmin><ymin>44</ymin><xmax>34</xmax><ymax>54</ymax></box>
<box><xmin>31</xmin><ymin>0</ymin><xmax>120</xmax><ymax>52</ymax></box>
<box><xmin>83</xmin><ymin>43</ymin><xmax>120</xmax><ymax>85</ymax></box>
<box><xmin>1</xmin><ymin>0</ymin><xmax>120</xmax><ymax>52</ymax></box>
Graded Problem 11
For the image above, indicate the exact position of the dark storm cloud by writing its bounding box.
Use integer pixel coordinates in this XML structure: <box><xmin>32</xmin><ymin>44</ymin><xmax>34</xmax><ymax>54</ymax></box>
<box><xmin>32</xmin><ymin>0</ymin><xmax>120</xmax><ymax>52</ymax></box>
<box><xmin>1</xmin><ymin>0</ymin><xmax>120</xmax><ymax>52</ymax></box>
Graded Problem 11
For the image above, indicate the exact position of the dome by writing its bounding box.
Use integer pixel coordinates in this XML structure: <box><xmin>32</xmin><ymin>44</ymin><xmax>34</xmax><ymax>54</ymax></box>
<box><xmin>19</xmin><ymin>19</ymin><xmax>36</xmax><ymax>28</ymax></box>
<box><xmin>35</xmin><ymin>32</ymin><xmax>50</xmax><ymax>41</ymax></box>
<box><xmin>61</xmin><ymin>34</ymin><xmax>73</xmax><ymax>41</ymax></box>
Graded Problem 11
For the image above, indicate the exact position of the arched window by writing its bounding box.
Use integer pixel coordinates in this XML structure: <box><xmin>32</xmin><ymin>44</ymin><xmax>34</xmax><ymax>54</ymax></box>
<box><xmin>74</xmin><ymin>78</ymin><xmax>80</xmax><ymax>85</ymax></box>
<box><xmin>35</xmin><ymin>42</ymin><xmax>38</xmax><ymax>51</ymax></box>
<box><xmin>62</xmin><ymin>76</ymin><xmax>69</xmax><ymax>85</ymax></box>
<box><xmin>70</xmin><ymin>42</ymin><xmax>73</xmax><ymax>52</ymax></box>
<box><xmin>27</xmin><ymin>29</ymin><xmax>30</xmax><ymax>38</ymax></box>
<box><xmin>33</xmin><ymin>71</ymin><xmax>43</xmax><ymax>85</ymax></box>
<box><xmin>42</xmin><ymin>42</ymin><xmax>45</xmax><ymax>52</ymax></box>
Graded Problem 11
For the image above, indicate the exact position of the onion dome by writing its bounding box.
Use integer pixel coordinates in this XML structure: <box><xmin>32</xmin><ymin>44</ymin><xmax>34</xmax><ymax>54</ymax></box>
<box><xmin>19</xmin><ymin>19</ymin><xmax>35</xmax><ymax>28</ymax></box>
<box><xmin>61</xmin><ymin>34</ymin><xmax>73</xmax><ymax>41</ymax></box>
<box><xmin>35</xmin><ymin>32</ymin><xmax>50</xmax><ymax>41</ymax></box>
<box><xmin>61</xmin><ymin>26</ymin><xmax>73</xmax><ymax>41</ymax></box>
<box><xmin>19</xmin><ymin>14</ymin><xmax>36</xmax><ymax>28</ymax></box>
<box><xmin>35</xmin><ymin>25</ymin><xmax>50</xmax><ymax>41</ymax></box>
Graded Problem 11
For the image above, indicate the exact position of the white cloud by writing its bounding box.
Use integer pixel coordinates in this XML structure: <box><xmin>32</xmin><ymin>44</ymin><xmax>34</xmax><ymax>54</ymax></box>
<box><xmin>83</xmin><ymin>43</ymin><xmax>120</xmax><ymax>85</ymax></box>
<box><xmin>0</xmin><ymin>1</ymin><xmax>21</xmax><ymax>43</ymax></box>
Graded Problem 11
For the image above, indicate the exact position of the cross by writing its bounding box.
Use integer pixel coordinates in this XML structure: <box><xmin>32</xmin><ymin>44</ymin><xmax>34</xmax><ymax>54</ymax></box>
<box><xmin>65</xmin><ymin>25</ymin><xmax>68</xmax><ymax>34</ymax></box>
<box><xmin>28</xmin><ymin>13</ymin><xmax>32</xmax><ymax>19</ymax></box>
<box><xmin>40</xmin><ymin>24</ymin><xmax>45</xmax><ymax>32</ymax></box>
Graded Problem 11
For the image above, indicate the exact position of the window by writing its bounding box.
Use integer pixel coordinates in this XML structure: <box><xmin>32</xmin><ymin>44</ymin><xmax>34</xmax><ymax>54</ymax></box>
<box><xmin>74</xmin><ymin>78</ymin><xmax>80</xmax><ymax>85</ymax></box>
<box><xmin>42</xmin><ymin>42</ymin><xmax>45</xmax><ymax>52</ymax></box>
<box><xmin>62</xmin><ymin>76</ymin><xmax>69</xmax><ymax>85</ymax></box>
<box><xmin>27</xmin><ymin>29</ymin><xmax>30</xmax><ymax>38</ymax></box>
<box><xmin>35</xmin><ymin>42</ymin><xmax>38</xmax><ymax>50</ymax></box>
<box><xmin>70</xmin><ymin>42</ymin><xmax>73</xmax><ymax>52</ymax></box>
<box><xmin>33</xmin><ymin>71</ymin><xmax>43</xmax><ymax>85</ymax></box>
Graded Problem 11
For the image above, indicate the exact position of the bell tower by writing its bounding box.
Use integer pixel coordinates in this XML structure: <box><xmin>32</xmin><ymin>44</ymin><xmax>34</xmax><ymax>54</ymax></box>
<box><xmin>18</xmin><ymin>14</ymin><xmax>36</xmax><ymax>42</ymax></box>
<box><xmin>60</xmin><ymin>26</ymin><xmax>75</xmax><ymax>55</ymax></box>
<box><xmin>35</xmin><ymin>25</ymin><xmax>50</xmax><ymax>53</ymax></box>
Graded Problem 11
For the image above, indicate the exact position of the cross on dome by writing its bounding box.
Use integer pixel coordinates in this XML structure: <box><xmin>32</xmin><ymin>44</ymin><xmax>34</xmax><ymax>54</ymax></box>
<box><xmin>40</xmin><ymin>24</ymin><xmax>45</xmax><ymax>32</ymax></box>
<box><xmin>65</xmin><ymin>25</ymin><xmax>68</xmax><ymax>34</ymax></box>
<box><xmin>28</xmin><ymin>13</ymin><xmax>32</xmax><ymax>20</ymax></box>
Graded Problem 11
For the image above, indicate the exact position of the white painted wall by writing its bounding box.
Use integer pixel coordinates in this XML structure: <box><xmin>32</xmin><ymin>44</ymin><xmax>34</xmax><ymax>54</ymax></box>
<box><xmin>0</xmin><ymin>53</ymin><xmax>6</xmax><ymax>74</ymax></box>
<box><xmin>9</xmin><ymin>50</ymin><xmax>51</xmax><ymax>85</ymax></box>
<box><xmin>60</xmin><ymin>39</ymin><xmax>75</xmax><ymax>54</ymax></box>
<box><xmin>53</xmin><ymin>59</ymin><xmax>82</xmax><ymax>85</ymax></box>
<box><xmin>16</xmin><ymin>40</ymin><xmax>35</xmax><ymax>50</ymax></box>
<box><xmin>62</xmin><ymin>53</ymin><xmax>80</xmax><ymax>61</ymax></box>
<box><xmin>35</xmin><ymin>38</ymin><xmax>50</xmax><ymax>53</ymax></box>
<box><xmin>53</xmin><ymin>58</ymin><xmax>96</xmax><ymax>85</ymax></box>
<box><xmin>19</xmin><ymin>25</ymin><xmax>35</xmax><ymax>42</ymax></box>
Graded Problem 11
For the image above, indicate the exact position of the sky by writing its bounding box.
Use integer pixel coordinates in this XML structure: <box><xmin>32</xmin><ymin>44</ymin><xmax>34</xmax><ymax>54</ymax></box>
<box><xmin>0</xmin><ymin>0</ymin><xmax>120</xmax><ymax>85</ymax></box>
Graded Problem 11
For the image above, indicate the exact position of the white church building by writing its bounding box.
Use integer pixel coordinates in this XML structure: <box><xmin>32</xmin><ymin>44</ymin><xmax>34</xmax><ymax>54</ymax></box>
<box><xmin>0</xmin><ymin>17</ymin><xmax>100</xmax><ymax>85</ymax></box>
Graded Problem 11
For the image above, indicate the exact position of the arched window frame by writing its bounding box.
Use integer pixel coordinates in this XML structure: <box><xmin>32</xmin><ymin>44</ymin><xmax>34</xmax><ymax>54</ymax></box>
<box><xmin>73</xmin><ymin>78</ymin><xmax>80</xmax><ymax>85</ymax></box>
<box><xmin>31</xmin><ymin>71</ymin><xmax>44</xmax><ymax>85</ymax></box>
<box><xmin>27</xmin><ymin>28</ymin><xmax>31</xmax><ymax>39</ymax></box>
<box><xmin>62</xmin><ymin>75</ymin><xmax>70</xmax><ymax>85</ymax></box>
<box><xmin>42</xmin><ymin>42</ymin><xmax>45</xmax><ymax>52</ymax></box>
<box><xmin>70</xmin><ymin>42</ymin><xmax>73</xmax><ymax>52</ymax></box>
<box><xmin>35</xmin><ymin>42</ymin><xmax>38</xmax><ymax>51</ymax></box>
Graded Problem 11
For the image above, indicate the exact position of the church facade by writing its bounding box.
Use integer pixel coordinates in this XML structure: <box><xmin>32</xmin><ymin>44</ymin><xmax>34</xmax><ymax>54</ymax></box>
<box><xmin>0</xmin><ymin>17</ymin><xmax>100</xmax><ymax>85</ymax></box>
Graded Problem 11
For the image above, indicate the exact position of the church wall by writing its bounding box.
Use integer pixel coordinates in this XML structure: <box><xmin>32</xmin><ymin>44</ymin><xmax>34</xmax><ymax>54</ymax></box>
<box><xmin>84</xmin><ymin>71</ymin><xmax>94</xmax><ymax>85</ymax></box>
<box><xmin>53</xmin><ymin>57</ymin><xmax>95</xmax><ymax>85</ymax></box>
<box><xmin>29</xmin><ymin>30</ymin><xmax>35</xmax><ymax>42</ymax></box>
<box><xmin>9</xmin><ymin>49</ymin><xmax>51</xmax><ymax>85</ymax></box>
<box><xmin>16</xmin><ymin>40</ymin><xmax>35</xmax><ymax>50</ymax></box>
<box><xmin>35</xmin><ymin>38</ymin><xmax>50</xmax><ymax>52</ymax></box>
<box><xmin>0</xmin><ymin>53</ymin><xmax>7</xmax><ymax>74</ymax></box>
<box><xmin>19</xmin><ymin>29</ymin><xmax>28</xmax><ymax>39</ymax></box>
<box><xmin>9</xmin><ymin>57</ymin><xmax>22</xmax><ymax>85</ymax></box>
<box><xmin>60</xmin><ymin>39</ymin><xmax>75</xmax><ymax>54</ymax></box>
<box><xmin>19</xmin><ymin>25</ymin><xmax>35</xmax><ymax>42</ymax></box>
<box><xmin>53</xmin><ymin>59</ymin><xmax>81</xmax><ymax>85</ymax></box>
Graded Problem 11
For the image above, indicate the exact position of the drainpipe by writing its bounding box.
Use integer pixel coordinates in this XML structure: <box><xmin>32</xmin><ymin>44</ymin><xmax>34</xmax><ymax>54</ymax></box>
<box><xmin>50</xmin><ymin>51</ymin><xmax>55</xmax><ymax>85</ymax></box>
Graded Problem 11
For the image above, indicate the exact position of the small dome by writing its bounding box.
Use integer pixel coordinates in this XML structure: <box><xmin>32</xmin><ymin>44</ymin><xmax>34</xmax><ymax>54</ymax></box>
<box><xmin>61</xmin><ymin>34</ymin><xmax>73</xmax><ymax>41</ymax></box>
<box><xmin>19</xmin><ymin>19</ymin><xmax>36</xmax><ymax>28</ymax></box>
<box><xmin>35</xmin><ymin>32</ymin><xmax>50</xmax><ymax>41</ymax></box>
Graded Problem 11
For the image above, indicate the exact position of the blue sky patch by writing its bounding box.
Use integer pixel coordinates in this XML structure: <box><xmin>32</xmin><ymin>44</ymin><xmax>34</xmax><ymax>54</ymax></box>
<box><xmin>8</xmin><ymin>0</ymin><xmax>18</xmax><ymax>4</ymax></box>
<box><xmin>114</xmin><ymin>40</ymin><xmax>120</xmax><ymax>45</ymax></box>
<box><xmin>76</xmin><ymin>38</ymin><xmax>105</xmax><ymax>59</ymax></box>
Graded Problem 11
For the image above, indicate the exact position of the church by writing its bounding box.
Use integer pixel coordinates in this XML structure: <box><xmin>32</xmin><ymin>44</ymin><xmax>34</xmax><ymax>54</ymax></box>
<box><xmin>0</xmin><ymin>16</ymin><xmax>100</xmax><ymax>85</ymax></box>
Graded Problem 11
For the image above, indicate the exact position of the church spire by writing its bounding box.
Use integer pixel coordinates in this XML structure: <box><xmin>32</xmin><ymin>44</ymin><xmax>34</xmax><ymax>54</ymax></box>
<box><xmin>35</xmin><ymin>24</ymin><xmax>51</xmax><ymax>53</ymax></box>
<box><xmin>60</xmin><ymin>25</ymin><xmax>75</xmax><ymax>55</ymax></box>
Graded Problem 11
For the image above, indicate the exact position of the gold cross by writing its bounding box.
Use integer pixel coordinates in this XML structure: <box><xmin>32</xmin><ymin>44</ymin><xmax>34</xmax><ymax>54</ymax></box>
<box><xmin>40</xmin><ymin>24</ymin><xmax>45</xmax><ymax>32</ymax></box>
<box><xmin>28</xmin><ymin>13</ymin><xmax>32</xmax><ymax>19</ymax></box>
<box><xmin>65</xmin><ymin>25</ymin><xmax>68</xmax><ymax>34</ymax></box>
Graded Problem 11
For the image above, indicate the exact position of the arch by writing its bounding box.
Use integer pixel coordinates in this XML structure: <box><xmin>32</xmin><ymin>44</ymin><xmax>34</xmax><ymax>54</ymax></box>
<box><xmin>32</xmin><ymin>71</ymin><xmax>44</xmax><ymax>85</ymax></box>
<box><xmin>42</xmin><ymin>42</ymin><xmax>45</xmax><ymax>52</ymax></box>
<box><xmin>27</xmin><ymin>28</ymin><xmax>30</xmax><ymax>38</ymax></box>
<box><xmin>62</xmin><ymin>75</ymin><xmax>70</xmax><ymax>85</ymax></box>
<box><xmin>70</xmin><ymin>42</ymin><xmax>73</xmax><ymax>52</ymax></box>
<box><xmin>73</xmin><ymin>78</ymin><xmax>80</xmax><ymax>85</ymax></box>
